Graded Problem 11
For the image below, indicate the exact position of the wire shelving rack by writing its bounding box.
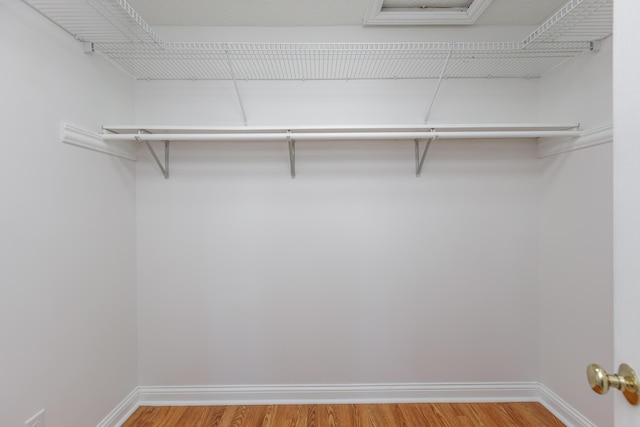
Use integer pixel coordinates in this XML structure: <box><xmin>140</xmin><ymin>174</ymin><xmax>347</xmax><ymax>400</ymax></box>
<box><xmin>23</xmin><ymin>0</ymin><xmax>612</xmax><ymax>81</ymax></box>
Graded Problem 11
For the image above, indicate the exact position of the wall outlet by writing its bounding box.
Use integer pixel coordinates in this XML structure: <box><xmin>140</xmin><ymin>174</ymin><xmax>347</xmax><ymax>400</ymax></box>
<box><xmin>25</xmin><ymin>409</ymin><xmax>45</xmax><ymax>427</ymax></box>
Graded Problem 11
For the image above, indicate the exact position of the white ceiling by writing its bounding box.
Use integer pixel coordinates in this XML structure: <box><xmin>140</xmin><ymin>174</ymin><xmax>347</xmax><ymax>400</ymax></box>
<box><xmin>126</xmin><ymin>0</ymin><xmax>567</xmax><ymax>27</ymax></box>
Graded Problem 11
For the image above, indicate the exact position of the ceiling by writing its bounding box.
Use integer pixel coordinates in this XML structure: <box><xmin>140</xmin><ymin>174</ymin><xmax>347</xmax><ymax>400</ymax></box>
<box><xmin>125</xmin><ymin>0</ymin><xmax>568</xmax><ymax>27</ymax></box>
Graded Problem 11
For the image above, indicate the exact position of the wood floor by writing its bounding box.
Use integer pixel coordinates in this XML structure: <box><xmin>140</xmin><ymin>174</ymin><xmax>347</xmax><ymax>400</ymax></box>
<box><xmin>122</xmin><ymin>402</ymin><xmax>565</xmax><ymax>426</ymax></box>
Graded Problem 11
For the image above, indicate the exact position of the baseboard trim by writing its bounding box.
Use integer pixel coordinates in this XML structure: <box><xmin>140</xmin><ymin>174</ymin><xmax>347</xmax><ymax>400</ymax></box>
<box><xmin>96</xmin><ymin>387</ymin><xmax>139</xmax><ymax>427</ymax></box>
<box><xmin>137</xmin><ymin>382</ymin><xmax>539</xmax><ymax>406</ymax></box>
<box><xmin>537</xmin><ymin>124</ymin><xmax>612</xmax><ymax>158</ymax></box>
<box><xmin>99</xmin><ymin>382</ymin><xmax>598</xmax><ymax>426</ymax></box>
<box><xmin>539</xmin><ymin>384</ymin><xmax>597</xmax><ymax>427</ymax></box>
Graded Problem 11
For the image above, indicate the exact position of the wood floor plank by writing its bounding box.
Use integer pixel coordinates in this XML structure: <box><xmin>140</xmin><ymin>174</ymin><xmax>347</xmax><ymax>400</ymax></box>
<box><xmin>317</xmin><ymin>403</ymin><xmax>338</xmax><ymax>427</ymax></box>
<box><xmin>198</xmin><ymin>406</ymin><xmax>229</xmax><ymax>427</ymax></box>
<box><xmin>237</xmin><ymin>405</ymin><xmax>267</xmax><ymax>427</ymax></box>
<box><xmin>396</xmin><ymin>403</ymin><xmax>432</xmax><ymax>427</ymax></box>
<box><xmin>121</xmin><ymin>402</ymin><xmax>565</xmax><ymax>427</ymax></box>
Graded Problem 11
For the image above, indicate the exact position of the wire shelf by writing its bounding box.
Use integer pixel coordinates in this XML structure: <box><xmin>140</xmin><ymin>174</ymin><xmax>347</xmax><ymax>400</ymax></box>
<box><xmin>94</xmin><ymin>41</ymin><xmax>592</xmax><ymax>80</ymax></box>
<box><xmin>523</xmin><ymin>0</ymin><xmax>613</xmax><ymax>43</ymax></box>
<box><xmin>23</xmin><ymin>0</ymin><xmax>162</xmax><ymax>44</ymax></box>
<box><xmin>22</xmin><ymin>0</ymin><xmax>612</xmax><ymax>80</ymax></box>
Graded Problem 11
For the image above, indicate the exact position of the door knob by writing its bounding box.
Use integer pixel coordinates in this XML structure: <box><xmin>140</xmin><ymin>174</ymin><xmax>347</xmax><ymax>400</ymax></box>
<box><xmin>587</xmin><ymin>363</ymin><xmax>639</xmax><ymax>405</ymax></box>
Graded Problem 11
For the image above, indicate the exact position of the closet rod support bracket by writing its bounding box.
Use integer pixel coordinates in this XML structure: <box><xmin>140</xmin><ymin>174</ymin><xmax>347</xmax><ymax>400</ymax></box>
<box><xmin>287</xmin><ymin>131</ymin><xmax>296</xmax><ymax>179</ymax></box>
<box><xmin>415</xmin><ymin>131</ymin><xmax>436</xmax><ymax>177</ymax></box>
<box><xmin>138</xmin><ymin>132</ymin><xmax>170</xmax><ymax>179</ymax></box>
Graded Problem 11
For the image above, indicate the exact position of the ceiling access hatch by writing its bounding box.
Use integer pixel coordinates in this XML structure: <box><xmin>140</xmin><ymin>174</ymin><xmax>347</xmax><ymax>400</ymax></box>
<box><xmin>364</xmin><ymin>0</ymin><xmax>494</xmax><ymax>25</ymax></box>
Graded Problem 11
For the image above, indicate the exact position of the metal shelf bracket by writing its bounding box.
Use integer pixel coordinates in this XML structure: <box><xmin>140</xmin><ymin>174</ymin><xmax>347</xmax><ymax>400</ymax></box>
<box><xmin>424</xmin><ymin>46</ymin><xmax>453</xmax><ymax>124</ymax></box>
<box><xmin>224</xmin><ymin>44</ymin><xmax>248</xmax><ymax>126</ymax></box>
<box><xmin>287</xmin><ymin>131</ymin><xmax>296</xmax><ymax>179</ymax></box>
<box><xmin>137</xmin><ymin>131</ymin><xmax>170</xmax><ymax>179</ymax></box>
<box><xmin>415</xmin><ymin>131</ymin><xmax>436</xmax><ymax>177</ymax></box>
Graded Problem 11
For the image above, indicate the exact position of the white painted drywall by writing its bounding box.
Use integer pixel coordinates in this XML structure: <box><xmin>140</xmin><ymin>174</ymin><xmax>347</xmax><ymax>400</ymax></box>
<box><xmin>0</xmin><ymin>3</ymin><xmax>615</xmax><ymax>422</ymax></box>
<box><xmin>538</xmin><ymin>38</ymin><xmax>613</xmax><ymax>130</ymax></box>
<box><xmin>134</xmin><ymin>73</ymin><xmax>542</xmax><ymax>387</ymax></box>
<box><xmin>0</xmin><ymin>2</ymin><xmax>136</xmax><ymax>427</ymax></box>
<box><xmin>134</xmin><ymin>78</ymin><xmax>539</xmax><ymax>126</ymax></box>
<box><xmin>538</xmin><ymin>38</ymin><xmax>613</xmax><ymax>426</ymax></box>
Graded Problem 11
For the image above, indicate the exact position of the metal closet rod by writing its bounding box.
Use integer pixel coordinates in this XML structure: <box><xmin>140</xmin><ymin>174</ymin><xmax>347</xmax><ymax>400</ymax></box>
<box><xmin>102</xmin><ymin>126</ymin><xmax>582</xmax><ymax>178</ymax></box>
<box><xmin>109</xmin><ymin>130</ymin><xmax>581</xmax><ymax>142</ymax></box>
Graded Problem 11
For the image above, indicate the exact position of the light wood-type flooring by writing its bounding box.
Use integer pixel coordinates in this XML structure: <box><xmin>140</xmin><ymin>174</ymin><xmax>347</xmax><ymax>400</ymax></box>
<box><xmin>122</xmin><ymin>402</ymin><xmax>565</xmax><ymax>426</ymax></box>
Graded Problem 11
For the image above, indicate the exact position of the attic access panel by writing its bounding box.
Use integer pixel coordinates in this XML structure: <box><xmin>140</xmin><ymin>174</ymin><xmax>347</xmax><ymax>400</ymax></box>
<box><xmin>363</xmin><ymin>0</ymin><xmax>493</xmax><ymax>25</ymax></box>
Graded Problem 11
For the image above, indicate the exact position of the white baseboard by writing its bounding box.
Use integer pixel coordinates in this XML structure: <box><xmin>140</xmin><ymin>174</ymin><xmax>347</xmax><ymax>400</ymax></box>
<box><xmin>137</xmin><ymin>382</ymin><xmax>539</xmax><ymax>406</ymax></box>
<box><xmin>537</xmin><ymin>124</ymin><xmax>613</xmax><ymax>158</ymax></box>
<box><xmin>539</xmin><ymin>384</ymin><xmax>597</xmax><ymax>427</ymax></box>
<box><xmin>96</xmin><ymin>388</ymin><xmax>139</xmax><ymax>427</ymax></box>
<box><xmin>100</xmin><ymin>382</ymin><xmax>597</xmax><ymax>426</ymax></box>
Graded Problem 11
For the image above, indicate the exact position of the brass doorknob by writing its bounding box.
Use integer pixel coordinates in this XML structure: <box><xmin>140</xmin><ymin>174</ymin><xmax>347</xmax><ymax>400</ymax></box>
<box><xmin>587</xmin><ymin>363</ymin><xmax>640</xmax><ymax>405</ymax></box>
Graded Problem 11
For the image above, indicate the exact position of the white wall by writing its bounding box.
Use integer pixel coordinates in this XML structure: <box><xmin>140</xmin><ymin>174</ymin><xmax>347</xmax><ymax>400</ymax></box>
<box><xmin>135</xmin><ymin>76</ymin><xmax>542</xmax><ymax>388</ymax></box>
<box><xmin>538</xmin><ymin>38</ymin><xmax>613</xmax><ymax>426</ymax></box>
<box><xmin>0</xmin><ymin>2</ymin><xmax>614</xmax><ymax>421</ymax></box>
<box><xmin>538</xmin><ymin>39</ymin><xmax>613</xmax><ymax>130</ymax></box>
<box><xmin>134</xmin><ymin>78</ymin><xmax>539</xmax><ymax>126</ymax></box>
<box><xmin>0</xmin><ymin>2</ymin><xmax>137</xmax><ymax>427</ymax></box>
